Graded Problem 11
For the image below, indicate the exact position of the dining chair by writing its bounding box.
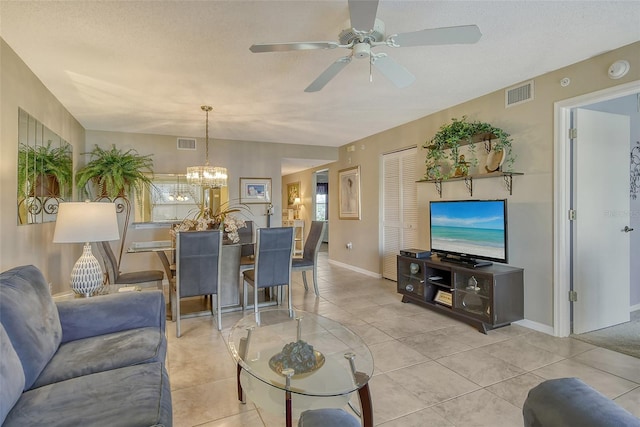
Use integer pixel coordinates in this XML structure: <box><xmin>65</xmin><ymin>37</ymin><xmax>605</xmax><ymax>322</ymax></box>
<box><xmin>242</xmin><ymin>227</ymin><xmax>294</xmax><ymax>314</ymax></box>
<box><xmin>175</xmin><ymin>230</ymin><xmax>223</xmax><ymax>336</ymax></box>
<box><xmin>238</xmin><ymin>220</ymin><xmax>254</xmax><ymax>258</ymax></box>
<box><xmin>96</xmin><ymin>241</ymin><xmax>164</xmax><ymax>290</ymax></box>
<box><xmin>291</xmin><ymin>220</ymin><xmax>326</xmax><ymax>296</ymax></box>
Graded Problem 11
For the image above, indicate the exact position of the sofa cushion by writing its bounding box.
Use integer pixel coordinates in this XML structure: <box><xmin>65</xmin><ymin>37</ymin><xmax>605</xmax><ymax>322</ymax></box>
<box><xmin>0</xmin><ymin>265</ymin><xmax>62</xmax><ymax>390</ymax></box>
<box><xmin>32</xmin><ymin>327</ymin><xmax>167</xmax><ymax>388</ymax></box>
<box><xmin>56</xmin><ymin>290</ymin><xmax>166</xmax><ymax>343</ymax></box>
<box><xmin>0</xmin><ymin>324</ymin><xmax>25</xmax><ymax>425</ymax></box>
<box><xmin>4</xmin><ymin>362</ymin><xmax>172</xmax><ymax>427</ymax></box>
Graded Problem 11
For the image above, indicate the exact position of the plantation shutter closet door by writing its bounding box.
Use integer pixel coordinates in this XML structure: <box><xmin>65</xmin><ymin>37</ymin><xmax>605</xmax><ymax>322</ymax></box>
<box><xmin>382</xmin><ymin>147</ymin><xmax>418</xmax><ymax>280</ymax></box>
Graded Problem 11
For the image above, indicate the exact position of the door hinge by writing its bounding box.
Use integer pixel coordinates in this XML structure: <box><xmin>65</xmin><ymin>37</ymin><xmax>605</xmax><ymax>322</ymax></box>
<box><xmin>568</xmin><ymin>209</ymin><xmax>577</xmax><ymax>221</ymax></box>
<box><xmin>569</xmin><ymin>128</ymin><xmax>577</xmax><ymax>139</ymax></box>
<box><xmin>569</xmin><ymin>290</ymin><xmax>578</xmax><ymax>302</ymax></box>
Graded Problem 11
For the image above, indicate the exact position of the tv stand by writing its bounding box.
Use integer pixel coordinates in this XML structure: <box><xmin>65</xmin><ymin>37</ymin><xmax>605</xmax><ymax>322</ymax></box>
<box><xmin>440</xmin><ymin>255</ymin><xmax>493</xmax><ymax>268</ymax></box>
<box><xmin>397</xmin><ymin>255</ymin><xmax>523</xmax><ymax>333</ymax></box>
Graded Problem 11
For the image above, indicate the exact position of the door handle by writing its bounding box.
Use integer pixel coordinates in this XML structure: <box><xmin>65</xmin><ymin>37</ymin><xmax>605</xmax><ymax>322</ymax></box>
<box><xmin>622</xmin><ymin>226</ymin><xmax>634</xmax><ymax>233</ymax></box>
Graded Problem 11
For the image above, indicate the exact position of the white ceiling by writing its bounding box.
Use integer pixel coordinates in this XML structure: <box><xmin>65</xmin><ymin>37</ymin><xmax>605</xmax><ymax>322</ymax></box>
<box><xmin>2</xmin><ymin>1</ymin><xmax>639</xmax><ymax>155</ymax></box>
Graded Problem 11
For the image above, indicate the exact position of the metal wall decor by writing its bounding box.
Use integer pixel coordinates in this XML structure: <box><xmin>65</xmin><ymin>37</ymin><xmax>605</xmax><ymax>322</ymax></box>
<box><xmin>631</xmin><ymin>140</ymin><xmax>639</xmax><ymax>200</ymax></box>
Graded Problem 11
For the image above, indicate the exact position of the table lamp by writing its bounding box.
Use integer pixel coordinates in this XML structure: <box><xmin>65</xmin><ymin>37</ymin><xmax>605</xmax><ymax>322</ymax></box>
<box><xmin>53</xmin><ymin>201</ymin><xmax>120</xmax><ymax>296</ymax></box>
<box><xmin>294</xmin><ymin>197</ymin><xmax>301</xmax><ymax>219</ymax></box>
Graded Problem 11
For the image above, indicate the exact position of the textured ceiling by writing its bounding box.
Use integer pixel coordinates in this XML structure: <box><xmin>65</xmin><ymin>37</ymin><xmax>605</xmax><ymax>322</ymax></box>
<box><xmin>2</xmin><ymin>0</ymin><xmax>639</xmax><ymax>151</ymax></box>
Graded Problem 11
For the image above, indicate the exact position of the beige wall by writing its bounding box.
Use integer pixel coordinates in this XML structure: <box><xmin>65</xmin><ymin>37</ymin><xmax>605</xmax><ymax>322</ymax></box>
<box><xmin>1</xmin><ymin>39</ymin><xmax>86</xmax><ymax>291</ymax></box>
<box><xmin>299</xmin><ymin>41</ymin><xmax>639</xmax><ymax>328</ymax></box>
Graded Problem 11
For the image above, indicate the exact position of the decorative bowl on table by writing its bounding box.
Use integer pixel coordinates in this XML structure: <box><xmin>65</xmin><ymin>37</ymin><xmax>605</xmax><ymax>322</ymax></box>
<box><xmin>269</xmin><ymin>340</ymin><xmax>325</xmax><ymax>378</ymax></box>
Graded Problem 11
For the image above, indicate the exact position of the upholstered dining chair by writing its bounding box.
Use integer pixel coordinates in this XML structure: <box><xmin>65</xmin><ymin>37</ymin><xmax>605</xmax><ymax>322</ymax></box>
<box><xmin>291</xmin><ymin>220</ymin><xmax>326</xmax><ymax>296</ymax></box>
<box><xmin>97</xmin><ymin>241</ymin><xmax>164</xmax><ymax>290</ymax></box>
<box><xmin>174</xmin><ymin>230</ymin><xmax>223</xmax><ymax>336</ymax></box>
<box><xmin>242</xmin><ymin>227</ymin><xmax>294</xmax><ymax>314</ymax></box>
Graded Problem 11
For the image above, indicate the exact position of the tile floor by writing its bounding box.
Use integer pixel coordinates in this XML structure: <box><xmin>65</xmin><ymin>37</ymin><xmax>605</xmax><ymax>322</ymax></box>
<box><xmin>166</xmin><ymin>251</ymin><xmax>640</xmax><ymax>426</ymax></box>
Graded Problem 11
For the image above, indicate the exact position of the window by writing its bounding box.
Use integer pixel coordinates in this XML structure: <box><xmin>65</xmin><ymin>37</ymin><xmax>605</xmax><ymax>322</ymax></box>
<box><xmin>315</xmin><ymin>183</ymin><xmax>328</xmax><ymax>221</ymax></box>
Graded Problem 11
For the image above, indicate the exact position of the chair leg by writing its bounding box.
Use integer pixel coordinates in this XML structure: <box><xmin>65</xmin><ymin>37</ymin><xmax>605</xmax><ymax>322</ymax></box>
<box><xmin>170</xmin><ymin>286</ymin><xmax>177</xmax><ymax>322</ymax></box>
<box><xmin>312</xmin><ymin>267</ymin><xmax>320</xmax><ymax>297</ymax></box>
<box><xmin>254</xmin><ymin>286</ymin><xmax>259</xmax><ymax>315</ymax></box>
<box><xmin>243</xmin><ymin>279</ymin><xmax>248</xmax><ymax>310</ymax></box>
<box><xmin>302</xmin><ymin>271</ymin><xmax>309</xmax><ymax>291</ymax></box>
<box><xmin>216</xmin><ymin>294</ymin><xmax>222</xmax><ymax>331</ymax></box>
<box><xmin>175</xmin><ymin>288</ymin><xmax>181</xmax><ymax>338</ymax></box>
<box><xmin>287</xmin><ymin>284</ymin><xmax>292</xmax><ymax>312</ymax></box>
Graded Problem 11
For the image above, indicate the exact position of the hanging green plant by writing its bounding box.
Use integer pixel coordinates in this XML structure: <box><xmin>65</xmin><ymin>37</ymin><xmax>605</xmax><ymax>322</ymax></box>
<box><xmin>423</xmin><ymin>116</ymin><xmax>514</xmax><ymax>180</ymax></box>
<box><xmin>75</xmin><ymin>144</ymin><xmax>154</xmax><ymax>200</ymax></box>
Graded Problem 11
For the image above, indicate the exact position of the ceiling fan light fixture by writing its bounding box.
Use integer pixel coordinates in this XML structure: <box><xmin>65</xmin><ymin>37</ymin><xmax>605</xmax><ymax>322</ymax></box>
<box><xmin>353</xmin><ymin>43</ymin><xmax>371</xmax><ymax>59</ymax></box>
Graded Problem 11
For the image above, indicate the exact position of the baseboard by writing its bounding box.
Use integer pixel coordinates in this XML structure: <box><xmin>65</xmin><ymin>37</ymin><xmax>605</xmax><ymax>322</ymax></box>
<box><xmin>327</xmin><ymin>259</ymin><xmax>381</xmax><ymax>278</ymax></box>
<box><xmin>630</xmin><ymin>304</ymin><xmax>640</xmax><ymax>312</ymax></box>
<box><xmin>514</xmin><ymin>319</ymin><xmax>555</xmax><ymax>336</ymax></box>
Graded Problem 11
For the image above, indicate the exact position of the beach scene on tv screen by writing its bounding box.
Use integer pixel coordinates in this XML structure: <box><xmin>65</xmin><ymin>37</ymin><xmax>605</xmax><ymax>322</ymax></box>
<box><xmin>430</xmin><ymin>201</ymin><xmax>506</xmax><ymax>260</ymax></box>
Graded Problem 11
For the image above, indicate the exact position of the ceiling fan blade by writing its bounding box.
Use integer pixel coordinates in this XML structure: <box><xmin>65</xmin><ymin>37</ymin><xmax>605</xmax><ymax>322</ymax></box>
<box><xmin>250</xmin><ymin>41</ymin><xmax>339</xmax><ymax>53</ymax></box>
<box><xmin>348</xmin><ymin>0</ymin><xmax>379</xmax><ymax>31</ymax></box>
<box><xmin>391</xmin><ymin>25</ymin><xmax>482</xmax><ymax>47</ymax></box>
<box><xmin>372</xmin><ymin>54</ymin><xmax>415</xmax><ymax>89</ymax></box>
<box><xmin>305</xmin><ymin>57</ymin><xmax>352</xmax><ymax>92</ymax></box>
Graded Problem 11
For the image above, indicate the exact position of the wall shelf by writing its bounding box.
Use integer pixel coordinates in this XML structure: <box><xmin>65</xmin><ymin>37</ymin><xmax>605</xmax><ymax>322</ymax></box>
<box><xmin>417</xmin><ymin>171</ymin><xmax>523</xmax><ymax>197</ymax></box>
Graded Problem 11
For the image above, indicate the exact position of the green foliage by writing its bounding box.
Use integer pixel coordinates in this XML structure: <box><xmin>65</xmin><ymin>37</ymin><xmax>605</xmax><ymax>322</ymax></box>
<box><xmin>75</xmin><ymin>144</ymin><xmax>154</xmax><ymax>200</ymax></box>
<box><xmin>423</xmin><ymin>116</ymin><xmax>514</xmax><ymax>180</ymax></box>
<box><xmin>17</xmin><ymin>141</ymin><xmax>72</xmax><ymax>198</ymax></box>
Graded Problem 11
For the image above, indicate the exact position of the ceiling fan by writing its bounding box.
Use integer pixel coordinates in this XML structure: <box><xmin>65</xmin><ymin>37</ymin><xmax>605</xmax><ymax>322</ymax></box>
<box><xmin>249</xmin><ymin>0</ymin><xmax>482</xmax><ymax>92</ymax></box>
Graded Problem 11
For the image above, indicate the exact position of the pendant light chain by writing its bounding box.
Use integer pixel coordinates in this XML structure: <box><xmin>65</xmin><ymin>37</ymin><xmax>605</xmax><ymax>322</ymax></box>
<box><xmin>203</xmin><ymin>105</ymin><xmax>212</xmax><ymax>166</ymax></box>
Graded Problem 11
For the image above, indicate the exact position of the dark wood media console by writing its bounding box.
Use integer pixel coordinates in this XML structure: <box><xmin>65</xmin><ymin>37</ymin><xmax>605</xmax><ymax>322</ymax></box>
<box><xmin>397</xmin><ymin>255</ymin><xmax>524</xmax><ymax>333</ymax></box>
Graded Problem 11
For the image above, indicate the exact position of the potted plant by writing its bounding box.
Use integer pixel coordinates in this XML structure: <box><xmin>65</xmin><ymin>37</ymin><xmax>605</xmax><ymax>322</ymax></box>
<box><xmin>423</xmin><ymin>116</ymin><xmax>514</xmax><ymax>180</ymax></box>
<box><xmin>75</xmin><ymin>144</ymin><xmax>154</xmax><ymax>200</ymax></box>
<box><xmin>17</xmin><ymin>141</ymin><xmax>72</xmax><ymax>198</ymax></box>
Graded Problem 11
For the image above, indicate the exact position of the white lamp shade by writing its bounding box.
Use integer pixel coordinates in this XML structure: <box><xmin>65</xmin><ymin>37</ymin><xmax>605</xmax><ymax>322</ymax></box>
<box><xmin>53</xmin><ymin>202</ymin><xmax>120</xmax><ymax>243</ymax></box>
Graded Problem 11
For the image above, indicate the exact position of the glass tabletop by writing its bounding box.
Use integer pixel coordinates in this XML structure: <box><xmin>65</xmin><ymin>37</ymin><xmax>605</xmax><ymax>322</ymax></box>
<box><xmin>228</xmin><ymin>308</ymin><xmax>373</xmax><ymax>397</ymax></box>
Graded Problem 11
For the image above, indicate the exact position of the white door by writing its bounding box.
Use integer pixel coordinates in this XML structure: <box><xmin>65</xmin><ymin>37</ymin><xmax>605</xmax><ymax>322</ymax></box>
<box><xmin>382</xmin><ymin>148</ymin><xmax>418</xmax><ymax>280</ymax></box>
<box><xmin>573</xmin><ymin>108</ymin><xmax>631</xmax><ymax>334</ymax></box>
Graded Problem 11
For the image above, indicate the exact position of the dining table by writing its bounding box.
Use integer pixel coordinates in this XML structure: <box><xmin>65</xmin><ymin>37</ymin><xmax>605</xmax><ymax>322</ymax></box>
<box><xmin>128</xmin><ymin>240</ymin><xmax>254</xmax><ymax>314</ymax></box>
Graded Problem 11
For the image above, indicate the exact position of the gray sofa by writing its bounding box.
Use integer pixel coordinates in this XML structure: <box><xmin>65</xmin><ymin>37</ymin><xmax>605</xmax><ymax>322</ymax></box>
<box><xmin>0</xmin><ymin>265</ymin><xmax>172</xmax><ymax>426</ymax></box>
<box><xmin>523</xmin><ymin>377</ymin><xmax>640</xmax><ymax>427</ymax></box>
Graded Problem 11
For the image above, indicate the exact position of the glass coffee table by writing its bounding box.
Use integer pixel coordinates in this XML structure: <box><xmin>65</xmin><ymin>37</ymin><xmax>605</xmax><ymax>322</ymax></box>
<box><xmin>228</xmin><ymin>309</ymin><xmax>374</xmax><ymax>427</ymax></box>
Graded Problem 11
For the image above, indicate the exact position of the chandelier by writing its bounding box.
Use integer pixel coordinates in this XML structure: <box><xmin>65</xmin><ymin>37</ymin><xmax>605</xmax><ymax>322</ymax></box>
<box><xmin>186</xmin><ymin>105</ymin><xmax>228</xmax><ymax>188</ymax></box>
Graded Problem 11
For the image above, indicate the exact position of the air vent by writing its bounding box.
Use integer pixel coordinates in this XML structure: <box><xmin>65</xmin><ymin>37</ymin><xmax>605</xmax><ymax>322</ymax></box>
<box><xmin>505</xmin><ymin>80</ymin><xmax>534</xmax><ymax>108</ymax></box>
<box><xmin>177</xmin><ymin>138</ymin><xmax>196</xmax><ymax>150</ymax></box>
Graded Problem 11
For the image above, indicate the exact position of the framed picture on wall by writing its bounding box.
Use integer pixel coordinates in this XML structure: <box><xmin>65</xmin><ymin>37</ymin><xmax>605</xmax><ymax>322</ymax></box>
<box><xmin>239</xmin><ymin>177</ymin><xmax>271</xmax><ymax>204</ymax></box>
<box><xmin>287</xmin><ymin>181</ymin><xmax>300</xmax><ymax>208</ymax></box>
<box><xmin>338</xmin><ymin>166</ymin><xmax>361</xmax><ymax>220</ymax></box>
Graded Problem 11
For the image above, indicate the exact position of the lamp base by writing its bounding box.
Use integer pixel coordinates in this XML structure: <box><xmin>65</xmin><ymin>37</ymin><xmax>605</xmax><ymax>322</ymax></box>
<box><xmin>70</xmin><ymin>243</ymin><xmax>104</xmax><ymax>297</ymax></box>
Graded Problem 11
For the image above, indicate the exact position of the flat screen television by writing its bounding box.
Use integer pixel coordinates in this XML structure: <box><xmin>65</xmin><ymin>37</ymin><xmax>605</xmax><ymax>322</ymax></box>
<box><xmin>429</xmin><ymin>199</ymin><xmax>508</xmax><ymax>267</ymax></box>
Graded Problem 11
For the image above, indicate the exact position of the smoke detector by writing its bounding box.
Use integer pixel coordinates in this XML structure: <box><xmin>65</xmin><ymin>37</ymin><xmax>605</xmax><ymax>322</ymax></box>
<box><xmin>608</xmin><ymin>60</ymin><xmax>630</xmax><ymax>80</ymax></box>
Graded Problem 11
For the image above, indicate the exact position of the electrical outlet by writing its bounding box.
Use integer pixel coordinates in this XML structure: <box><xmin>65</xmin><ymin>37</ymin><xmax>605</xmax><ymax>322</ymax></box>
<box><xmin>346</xmin><ymin>242</ymin><xmax>352</xmax><ymax>250</ymax></box>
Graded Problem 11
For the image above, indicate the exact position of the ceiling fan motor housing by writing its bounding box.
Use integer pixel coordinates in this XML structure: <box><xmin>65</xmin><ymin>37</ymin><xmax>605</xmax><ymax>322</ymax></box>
<box><xmin>339</xmin><ymin>18</ymin><xmax>386</xmax><ymax>45</ymax></box>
